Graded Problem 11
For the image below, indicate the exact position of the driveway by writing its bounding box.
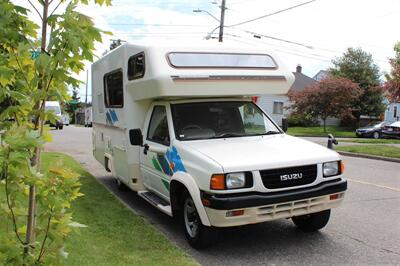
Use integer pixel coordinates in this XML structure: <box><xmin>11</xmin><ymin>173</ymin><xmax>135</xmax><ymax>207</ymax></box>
<box><xmin>45</xmin><ymin>126</ymin><xmax>400</xmax><ymax>265</ymax></box>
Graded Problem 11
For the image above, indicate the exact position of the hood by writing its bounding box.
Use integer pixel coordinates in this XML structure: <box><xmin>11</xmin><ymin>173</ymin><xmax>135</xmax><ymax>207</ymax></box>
<box><xmin>182</xmin><ymin>134</ymin><xmax>340</xmax><ymax>173</ymax></box>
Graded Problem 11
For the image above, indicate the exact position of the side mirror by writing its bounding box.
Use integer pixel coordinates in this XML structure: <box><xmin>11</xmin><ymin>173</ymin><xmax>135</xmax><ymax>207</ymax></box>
<box><xmin>129</xmin><ymin>128</ymin><xmax>143</xmax><ymax>146</ymax></box>
<box><xmin>281</xmin><ymin>118</ymin><xmax>288</xmax><ymax>133</ymax></box>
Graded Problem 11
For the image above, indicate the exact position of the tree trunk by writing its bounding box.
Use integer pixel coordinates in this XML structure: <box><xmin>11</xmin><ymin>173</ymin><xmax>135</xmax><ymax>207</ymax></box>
<box><xmin>25</xmin><ymin>0</ymin><xmax>49</xmax><ymax>256</ymax></box>
<box><xmin>323</xmin><ymin>118</ymin><xmax>327</xmax><ymax>133</ymax></box>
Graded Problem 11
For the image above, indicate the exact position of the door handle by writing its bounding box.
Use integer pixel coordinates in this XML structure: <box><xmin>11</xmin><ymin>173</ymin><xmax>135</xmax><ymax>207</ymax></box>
<box><xmin>143</xmin><ymin>144</ymin><xmax>149</xmax><ymax>155</ymax></box>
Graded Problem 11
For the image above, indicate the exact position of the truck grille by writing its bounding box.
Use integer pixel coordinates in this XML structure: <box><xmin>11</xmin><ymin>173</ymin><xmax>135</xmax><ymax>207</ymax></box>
<box><xmin>260</xmin><ymin>164</ymin><xmax>317</xmax><ymax>189</ymax></box>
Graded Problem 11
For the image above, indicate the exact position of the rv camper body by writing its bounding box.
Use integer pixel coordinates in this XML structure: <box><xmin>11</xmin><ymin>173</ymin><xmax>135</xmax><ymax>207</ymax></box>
<box><xmin>45</xmin><ymin>101</ymin><xmax>63</xmax><ymax>130</ymax></box>
<box><xmin>91</xmin><ymin>43</ymin><xmax>347</xmax><ymax>248</ymax></box>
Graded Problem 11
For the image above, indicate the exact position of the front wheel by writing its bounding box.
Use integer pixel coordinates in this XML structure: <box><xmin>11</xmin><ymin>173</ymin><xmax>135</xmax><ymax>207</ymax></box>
<box><xmin>182</xmin><ymin>191</ymin><xmax>217</xmax><ymax>249</ymax></box>
<box><xmin>373</xmin><ymin>131</ymin><xmax>380</xmax><ymax>139</ymax></box>
<box><xmin>292</xmin><ymin>209</ymin><xmax>331</xmax><ymax>232</ymax></box>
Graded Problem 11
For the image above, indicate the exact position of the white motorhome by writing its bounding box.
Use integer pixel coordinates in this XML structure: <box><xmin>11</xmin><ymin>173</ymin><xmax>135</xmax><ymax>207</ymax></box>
<box><xmin>45</xmin><ymin>101</ymin><xmax>63</xmax><ymax>130</ymax></box>
<box><xmin>92</xmin><ymin>42</ymin><xmax>347</xmax><ymax>249</ymax></box>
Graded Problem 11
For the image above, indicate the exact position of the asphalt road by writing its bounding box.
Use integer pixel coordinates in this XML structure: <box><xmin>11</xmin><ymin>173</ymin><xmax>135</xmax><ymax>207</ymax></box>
<box><xmin>45</xmin><ymin>126</ymin><xmax>400</xmax><ymax>265</ymax></box>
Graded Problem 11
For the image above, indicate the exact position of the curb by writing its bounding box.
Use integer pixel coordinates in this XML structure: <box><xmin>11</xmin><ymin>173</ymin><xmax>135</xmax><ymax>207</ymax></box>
<box><xmin>293</xmin><ymin>135</ymin><xmax>357</xmax><ymax>138</ymax></box>
<box><xmin>337</xmin><ymin>151</ymin><xmax>400</xmax><ymax>163</ymax></box>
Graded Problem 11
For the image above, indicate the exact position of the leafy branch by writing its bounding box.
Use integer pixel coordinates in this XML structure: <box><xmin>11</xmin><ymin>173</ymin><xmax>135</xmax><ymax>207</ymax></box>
<box><xmin>36</xmin><ymin>210</ymin><xmax>53</xmax><ymax>263</ymax></box>
<box><xmin>3</xmin><ymin>147</ymin><xmax>25</xmax><ymax>245</ymax></box>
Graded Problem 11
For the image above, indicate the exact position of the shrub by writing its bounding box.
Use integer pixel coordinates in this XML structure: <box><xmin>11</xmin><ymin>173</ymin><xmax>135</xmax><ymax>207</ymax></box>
<box><xmin>288</xmin><ymin>113</ymin><xmax>319</xmax><ymax>127</ymax></box>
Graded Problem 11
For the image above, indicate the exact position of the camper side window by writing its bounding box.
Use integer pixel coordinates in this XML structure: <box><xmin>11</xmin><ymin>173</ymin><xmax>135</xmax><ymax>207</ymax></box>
<box><xmin>104</xmin><ymin>69</ymin><xmax>123</xmax><ymax>108</ymax></box>
<box><xmin>128</xmin><ymin>52</ymin><xmax>145</xmax><ymax>80</ymax></box>
<box><xmin>147</xmin><ymin>106</ymin><xmax>170</xmax><ymax>146</ymax></box>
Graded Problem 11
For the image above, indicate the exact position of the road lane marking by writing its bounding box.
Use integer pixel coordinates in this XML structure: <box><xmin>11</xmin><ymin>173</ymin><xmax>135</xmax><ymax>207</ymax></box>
<box><xmin>347</xmin><ymin>178</ymin><xmax>400</xmax><ymax>192</ymax></box>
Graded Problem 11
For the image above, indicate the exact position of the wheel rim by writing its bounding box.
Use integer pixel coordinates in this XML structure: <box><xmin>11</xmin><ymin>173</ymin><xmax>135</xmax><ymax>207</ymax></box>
<box><xmin>184</xmin><ymin>197</ymin><xmax>200</xmax><ymax>238</ymax></box>
<box><xmin>374</xmin><ymin>132</ymin><xmax>379</xmax><ymax>139</ymax></box>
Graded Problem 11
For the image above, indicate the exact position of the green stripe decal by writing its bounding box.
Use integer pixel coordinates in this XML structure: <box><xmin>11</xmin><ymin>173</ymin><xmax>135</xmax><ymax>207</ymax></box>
<box><xmin>152</xmin><ymin>156</ymin><xmax>162</xmax><ymax>172</ymax></box>
<box><xmin>161</xmin><ymin>179</ymin><xmax>170</xmax><ymax>191</ymax></box>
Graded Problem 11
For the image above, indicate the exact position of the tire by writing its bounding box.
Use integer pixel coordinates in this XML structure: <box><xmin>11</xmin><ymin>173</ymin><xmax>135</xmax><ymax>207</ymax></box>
<box><xmin>292</xmin><ymin>209</ymin><xmax>331</xmax><ymax>232</ymax></box>
<box><xmin>181</xmin><ymin>191</ymin><xmax>217</xmax><ymax>249</ymax></box>
<box><xmin>373</xmin><ymin>131</ymin><xmax>380</xmax><ymax>139</ymax></box>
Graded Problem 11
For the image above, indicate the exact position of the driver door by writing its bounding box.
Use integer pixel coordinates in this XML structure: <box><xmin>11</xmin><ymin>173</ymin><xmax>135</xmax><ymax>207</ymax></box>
<box><xmin>140</xmin><ymin>105</ymin><xmax>172</xmax><ymax>200</ymax></box>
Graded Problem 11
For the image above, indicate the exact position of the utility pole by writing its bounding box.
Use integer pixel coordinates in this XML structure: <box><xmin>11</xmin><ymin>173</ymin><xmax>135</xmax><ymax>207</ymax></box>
<box><xmin>219</xmin><ymin>0</ymin><xmax>226</xmax><ymax>42</ymax></box>
<box><xmin>84</xmin><ymin>70</ymin><xmax>88</xmax><ymax>126</ymax></box>
<box><xmin>85</xmin><ymin>70</ymin><xmax>88</xmax><ymax>109</ymax></box>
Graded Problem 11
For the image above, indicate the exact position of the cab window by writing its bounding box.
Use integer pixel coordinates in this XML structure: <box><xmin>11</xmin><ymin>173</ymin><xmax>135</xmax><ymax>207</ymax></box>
<box><xmin>147</xmin><ymin>106</ymin><xmax>170</xmax><ymax>146</ymax></box>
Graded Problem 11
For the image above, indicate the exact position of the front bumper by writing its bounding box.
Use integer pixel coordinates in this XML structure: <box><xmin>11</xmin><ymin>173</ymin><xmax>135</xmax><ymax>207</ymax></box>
<box><xmin>202</xmin><ymin>179</ymin><xmax>347</xmax><ymax>227</ymax></box>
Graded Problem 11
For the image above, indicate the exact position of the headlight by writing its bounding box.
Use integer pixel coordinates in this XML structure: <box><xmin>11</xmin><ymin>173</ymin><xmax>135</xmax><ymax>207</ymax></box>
<box><xmin>210</xmin><ymin>172</ymin><xmax>253</xmax><ymax>190</ymax></box>
<box><xmin>226</xmin><ymin>172</ymin><xmax>246</xmax><ymax>189</ymax></box>
<box><xmin>323</xmin><ymin>161</ymin><xmax>340</xmax><ymax>177</ymax></box>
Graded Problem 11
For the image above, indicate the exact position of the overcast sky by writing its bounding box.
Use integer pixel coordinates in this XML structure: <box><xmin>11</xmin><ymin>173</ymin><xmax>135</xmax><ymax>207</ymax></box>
<box><xmin>13</xmin><ymin>0</ymin><xmax>400</xmax><ymax>101</ymax></box>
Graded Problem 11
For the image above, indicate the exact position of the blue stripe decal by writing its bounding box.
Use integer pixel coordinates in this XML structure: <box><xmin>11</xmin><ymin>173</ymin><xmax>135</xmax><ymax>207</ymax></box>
<box><xmin>157</xmin><ymin>154</ymin><xmax>173</xmax><ymax>176</ymax></box>
<box><xmin>166</xmin><ymin>146</ymin><xmax>187</xmax><ymax>173</ymax></box>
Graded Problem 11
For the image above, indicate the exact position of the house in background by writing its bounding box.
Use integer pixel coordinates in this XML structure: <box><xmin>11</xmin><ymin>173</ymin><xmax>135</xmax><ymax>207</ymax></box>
<box><xmin>384</xmin><ymin>102</ymin><xmax>400</xmax><ymax>122</ymax></box>
<box><xmin>258</xmin><ymin>65</ymin><xmax>314</xmax><ymax>125</ymax></box>
<box><xmin>313</xmin><ymin>70</ymin><xmax>329</xmax><ymax>81</ymax></box>
<box><xmin>258</xmin><ymin>65</ymin><xmax>340</xmax><ymax>126</ymax></box>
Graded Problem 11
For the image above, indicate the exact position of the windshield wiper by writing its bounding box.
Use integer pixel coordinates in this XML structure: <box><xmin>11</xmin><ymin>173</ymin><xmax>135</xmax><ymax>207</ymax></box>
<box><xmin>212</xmin><ymin>132</ymin><xmax>245</xmax><ymax>139</ymax></box>
<box><xmin>264</xmin><ymin>131</ymin><xmax>281</xmax><ymax>135</ymax></box>
<box><xmin>211</xmin><ymin>131</ymin><xmax>281</xmax><ymax>139</ymax></box>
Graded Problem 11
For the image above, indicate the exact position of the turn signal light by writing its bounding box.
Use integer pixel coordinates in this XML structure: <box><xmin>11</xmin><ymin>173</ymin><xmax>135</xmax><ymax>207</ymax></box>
<box><xmin>210</xmin><ymin>174</ymin><xmax>225</xmax><ymax>190</ymax></box>
<box><xmin>340</xmin><ymin>161</ymin><xmax>345</xmax><ymax>174</ymax></box>
<box><xmin>330</xmin><ymin>194</ymin><xmax>339</xmax><ymax>200</ymax></box>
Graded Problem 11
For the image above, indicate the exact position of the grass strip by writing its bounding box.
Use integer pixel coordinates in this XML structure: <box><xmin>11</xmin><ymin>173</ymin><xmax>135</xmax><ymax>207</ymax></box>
<box><xmin>287</xmin><ymin>126</ymin><xmax>355</xmax><ymax>138</ymax></box>
<box><xmin>340</xmin><ymin>138</ymin><xmax>400</xmax><ymax>144</ymax></box>
<box><xmin>1</xmin><ymin>152</ymin><xmax>196</xmax><ymax>266</ymax></box>
<box><xmin>336</xmin><ymin>145</ymin><xmax>400</xmax><ymax>159</ymax></box>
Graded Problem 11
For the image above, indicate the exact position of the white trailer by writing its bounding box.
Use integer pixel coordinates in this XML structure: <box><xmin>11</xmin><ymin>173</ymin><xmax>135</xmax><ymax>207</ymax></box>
<box><xmin>91</xmin><ymin>42</ymin><xmax>347</xmax><ymax>249</ymax></box>
<box><xmin>84</xmin><ymin>107</ymin><xmax>92</xmax><ymax>127</ymax></box>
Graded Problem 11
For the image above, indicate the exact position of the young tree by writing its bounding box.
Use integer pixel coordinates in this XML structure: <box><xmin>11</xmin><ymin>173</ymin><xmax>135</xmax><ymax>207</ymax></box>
<box><xmin>385</xmin><ymin>42</ymin><xmax>400</xmax><ymax>102</ymax></box>
<box><xmin>329</xmin><ymin>47</ymin><xmax>385</xmax><ymax>123</ymax></box>
<box><xmin>288</xmin><ymin>77</ymin><xmax>361</xmax><ymax>132</ymax></box>
<box><xmin>0</xmin><ymin>0</ymin><xmax>110</xmax><ymax>264</ymax></box>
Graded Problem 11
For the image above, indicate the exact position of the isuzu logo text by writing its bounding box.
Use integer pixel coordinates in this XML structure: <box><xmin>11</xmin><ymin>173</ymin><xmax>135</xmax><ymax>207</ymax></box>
<box><xmin>280</xmin><ymin>173</ymin><xmax>303</xmax><ymax>181</ymax></box>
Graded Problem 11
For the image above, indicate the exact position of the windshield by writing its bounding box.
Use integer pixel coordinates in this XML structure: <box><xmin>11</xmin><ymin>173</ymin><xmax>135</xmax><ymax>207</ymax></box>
<box><xmin>365</xmin><ymin>121</ymin><xmax>385</xmax><ymax>128</ymax></box>
<box><xmin>171</xmin><ymin>101</ymin><xmax>281</xmax><ymax>140</ymax></box>
<box><xmin>45</xmin><ymin>106</ymin><xmax>61</xmax><ymax>115</ymax></box>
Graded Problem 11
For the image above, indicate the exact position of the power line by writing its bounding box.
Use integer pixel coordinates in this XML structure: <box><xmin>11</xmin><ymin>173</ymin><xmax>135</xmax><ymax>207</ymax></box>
<box><xmin>106</xmin><ymin>23</ymin><xmax>208</xmax><ymax>27</ymax></box>
<box><xmin>224</xmin><ymin>33</ymin><xmax>332</xmax><ymax>62</ymax></box>
<box><xmin>228</xmin><ymin>0</ymin><xmax>317</xmax><ymax>27</ymax></box>
<box><xmin>113</xmin><ymin>32</ymin><xmax>207</xmax><ymax>35</ymax></box>
<box><xmin>236</xmin><ymin>28</ymin><xmax>314</xmax><ymax>49</ymax></box>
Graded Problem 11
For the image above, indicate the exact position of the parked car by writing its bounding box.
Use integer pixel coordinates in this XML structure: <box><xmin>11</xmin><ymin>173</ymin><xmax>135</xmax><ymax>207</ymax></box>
<box><xmin>381</xmin><ymin>121</ymin><xmax>400</xmax><ymax>139</ymax></box>
<box><xmin>355</xmin><ymin>121</ymin><xmax>390</xmax><ymax>139</ymax></box>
